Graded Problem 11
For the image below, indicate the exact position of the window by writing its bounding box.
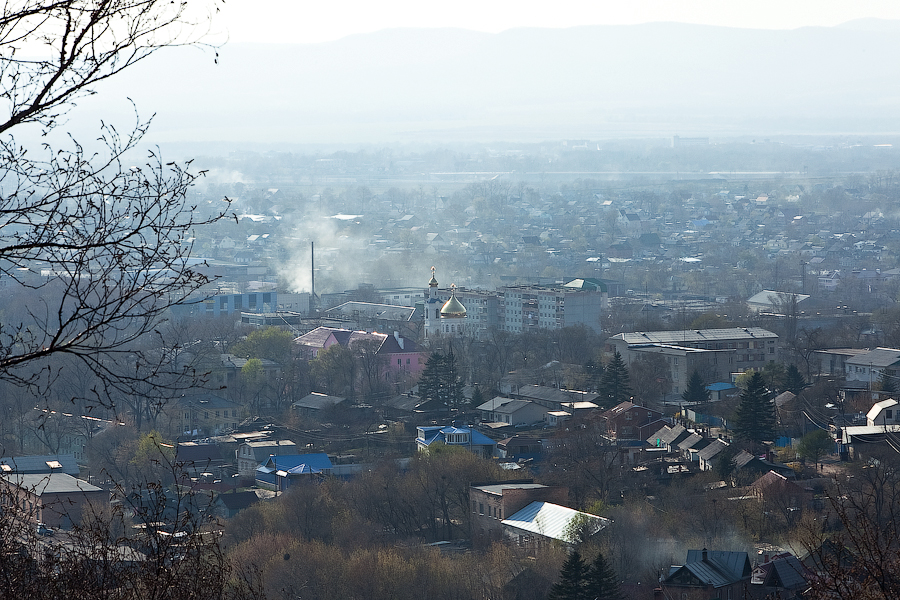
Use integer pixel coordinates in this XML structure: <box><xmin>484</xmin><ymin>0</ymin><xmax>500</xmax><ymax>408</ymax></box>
<box><xmin>204</xmin><ymin>412</ymin><xmax>209</xmax><ymax>419</ymax></box>
<box><xmin>479</xmin><ymin>503</ymin><xmax>484</xmax><ymax>515</ymax></box>
<box><xmin>887</xmin><ymin>410</ymin><xmax>893</xmax><ymax>419</ymax></box>
<box><xmin>215</xmin><ymin>411</ymin><xmax>220</xmax><ymax>418</ymax></box>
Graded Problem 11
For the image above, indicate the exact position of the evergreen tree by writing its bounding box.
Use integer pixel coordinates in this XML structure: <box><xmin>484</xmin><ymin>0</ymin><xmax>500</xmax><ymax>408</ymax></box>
<box><xmin>598</xmin><ymin>351</ymin><xmax>632</xmax><ymax>409</ymax></box>
<box><xmin>419</xmin><ymin>352</ymin><xmax>448</xmax><ymax>408</ymax></box>
<box><xmin>681</xmin><ymin>370</ymin><xmax>711</xmax><ymax>404</ymax></box>
<box><xmin>418</xmin><ymin>349</ymin><xmax>465</xmax><ymax>411</ymax></box>
<box><xmin>444</xmin><ymin>346</ymin><xmax>465</xmax><ymax>409</ymax></box>
<box><xmin>714</xmin><ymin>443</ymin><xmax>739</xmax><ymax>483</ymax></box>
<box><xmin>784</xmin><ymin>363</ymin><xmax>807</xmax><ymax>396</ymax></box>
<box><xmin>732</xmin><ymin>371</ymin><xmax>776</xmax><ymax>444</ymax></box>
<box><xmin>584</xmin><ymin>552</ymin><xmax>622</xmax><ymax>600</ymax></box>
<box><xmin>470</xmin><ymin>383</ymin><xmax>485</xmax><ymax>411</ymax></box>
<box><xmin>548</xmin><ymin>551</ymin><xmax>587</xmax><ymax>600</ymax></box>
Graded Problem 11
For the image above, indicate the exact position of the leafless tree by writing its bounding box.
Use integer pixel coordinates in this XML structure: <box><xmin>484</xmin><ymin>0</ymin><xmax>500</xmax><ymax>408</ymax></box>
<box><xmin>0</xmin><ymin>0</ymin><xmax>229</xmax><ymax>414</ymax></box>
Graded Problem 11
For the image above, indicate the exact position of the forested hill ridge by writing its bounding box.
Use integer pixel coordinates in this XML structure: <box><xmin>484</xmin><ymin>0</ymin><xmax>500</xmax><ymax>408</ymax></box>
<box><xmin>85</xmin><ymin>20</ymin><xmax>900</xmax><ymax>146</ymax></box>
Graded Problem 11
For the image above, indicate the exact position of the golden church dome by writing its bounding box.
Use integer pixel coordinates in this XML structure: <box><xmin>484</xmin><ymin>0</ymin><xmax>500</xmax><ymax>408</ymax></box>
<box><xmin>440</xmin><ymin>285</ymin><xmax>467</xmax><ymax>318</ymax></box>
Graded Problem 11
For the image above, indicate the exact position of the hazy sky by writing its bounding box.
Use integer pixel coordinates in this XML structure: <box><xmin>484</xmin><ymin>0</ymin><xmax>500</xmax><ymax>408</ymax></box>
<box><xmin>221</xmin><ymin>0</ymin><xmax>900</xmax><ymax>44</ymax></box>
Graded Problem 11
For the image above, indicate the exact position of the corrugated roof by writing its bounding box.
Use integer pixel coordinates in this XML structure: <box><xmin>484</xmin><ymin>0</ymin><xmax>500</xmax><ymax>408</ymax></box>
<box><xmin>502</xmin><ymin>501</ymin><xmax>608</xmax><ymax>542</ymax></box>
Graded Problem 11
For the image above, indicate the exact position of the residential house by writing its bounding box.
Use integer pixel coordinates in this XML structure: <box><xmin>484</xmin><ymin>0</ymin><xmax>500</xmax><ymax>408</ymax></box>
<box><xmin>698</xmin><ymin>438</ymin><xmax>731</xmax><ymax>472</ymax></box>
<box><xmin>496</xmin><ymin>436</ymin><xmax>543</xmax><ymax>462</ymax></box>
<box><xmin>294</xmin><ymin>327</ymin><xmax>425</xmax><ymax>382</ymax></box>
<box><xmin>292</xmin><ymin>392</ymin><xmax>347</xmax><ymax>418</ymax></box>
<box><xmin>211</xmin><ymin>354</ymin><xmax>281</xmax><ymax>394</ymax></box>
<box><xmin>0</xmin><ymin>472</ymin><xmax>106</xmax><ymax>528</ymax></box>
<box><xmin>236</xmin><ymin>439</ymin><xmax>297</xmax><ymax>480</ymax></box>
<box><xmin>415</xmin><ymin>425</ymin><xmax>496</xmax><ymax>459</ymax></box>
<box><xmin>255</xmin><ymin>453</ymin><xmax>333</xmax><ymax>492</ymax></box>
<box><xmin>176</xmin><ymin>442</ymin><xmax>228</xmax><ymax>480</ymax></box>
<box><xmin>749</xmin><ymin>471</ymin><xmax>811</xmax><ymax>520</ymax></box>
<box><xmin>476</xmin><ymin>397</ymin><xmax>546</xmax><ymax>426</ymax></box>
<box><xmin>0</xmin><ymin>454</ymin><xmax>80</xmax><ymax>477</ymax></box>
<box><xmin>506</xmin><ymin>384</ymin><xmax>600</xmax><ymax>411</ymax></box>
<box><xmin>501</xmin><ymin>501</ymin><xmax>610</xmax><ymax>553</ymax></box>
<box><xmin>676</xmin><ymin>432</ymin><xmax>712</xmax><ymax>463</ymax></box>
<box><xmin>469</xmin><ymin>480</ymin><xmax>568</xmax><ymax>546</ymax></box>
<box><xmin>174</xmin><ymin>393</ymin><xmax>243</xmax><ymax>438</ymax></box>
<box><xmin>845</xmin><ymin>347</ymin><xmax>900</xmax><ymax>389</ymax></box>
<box><xmin>749</xmin><ymin>552</ymin><xmax>810</xmax><ymax>599</ymax></box>
<box><xmin>213</xmin><ymin>490</ymin><xmax>261</xmax><ymax>519</ymax></box>
<box><xmin>867</xmin><ymin>398</ymin><xmax>900</xmax><ymax>426</ymax></box>
<box><xmin>812</xmin><ymin>348</ymin><xmax>869</xmax><ymax>377</ymax></box>
<box><xmin>657</xmin><ymin>549</ymin><xmax>752</xmax><ymax>600</ymax></box>
<box><xmin>599</xmin><ymin>401</ymin><xmax>663</xmax><ymax>441</ymax></box>
<box><xmin>648</xmin><ymin>424</ymin><xmax>691</xmax><ymax>453</ymax></box>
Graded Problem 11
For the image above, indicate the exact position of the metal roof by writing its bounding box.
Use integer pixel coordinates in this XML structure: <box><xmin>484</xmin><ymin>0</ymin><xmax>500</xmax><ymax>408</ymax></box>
<box><xmin>679</xmin><ymin>550</ymin><xmax>751</xmax><ymax>587</ymax></box>
<box><xmin>612</xmin><ymin>327</ymin><xmax>777</xmax><ymax>345</ymax></box>
<box><xmin>502</xmin><ymin>501</ymin><xmax>608</xmax><ymax>542</ymax></box>
<box><xmin>846</xmin><ymin>347</ymin><xmax>900</xmax><ymax>368</ymax></box>
<box><xmin>472</xmin><ymin>482</ymin><xmax>548</xmax><ymax>495</ymax></box>
<box><xmin>258</xmin><ymin>453</ymin><xmax>333</xmax><ymax>473</ymax></box>
<box><xmin>2</xmin><ymin>472</ymin><xmax>102</xmax><ymax>495</ymax></box>
<box><xmin>0</xmin><ymin>454</ymin><xmax>79</xmax><ymax>476</ymax></box>
<box><xmin>698</xmin><ymin>439</ymin><xmax>729</xmax><ymax>461</ymax></box>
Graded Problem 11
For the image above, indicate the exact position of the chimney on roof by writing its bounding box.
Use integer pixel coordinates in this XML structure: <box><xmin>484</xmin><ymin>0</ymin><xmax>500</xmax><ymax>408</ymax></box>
<box><xmin>702</xmin><ymin>548</ymin><xmax>708</xmax><ymax>562</ymax></box>
<box><xmin>394</xmin><ymin>331</ymin><xmax>404</xmax><ymax>350</ymax></box>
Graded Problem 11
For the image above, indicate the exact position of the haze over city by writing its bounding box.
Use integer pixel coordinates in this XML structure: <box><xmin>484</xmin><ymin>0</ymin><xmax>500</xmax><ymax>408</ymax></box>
<box><xmin>3</xmin><ymin>2</ymin><xmax>900</xmax><ymax>599</ymax></box>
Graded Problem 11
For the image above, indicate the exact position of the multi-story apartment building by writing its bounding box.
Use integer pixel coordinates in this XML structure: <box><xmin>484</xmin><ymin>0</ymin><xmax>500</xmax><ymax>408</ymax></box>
<box><xmin>605</xmin><ymin>327</ymin><xmax>779</xmax><ymax>395</ymax></box>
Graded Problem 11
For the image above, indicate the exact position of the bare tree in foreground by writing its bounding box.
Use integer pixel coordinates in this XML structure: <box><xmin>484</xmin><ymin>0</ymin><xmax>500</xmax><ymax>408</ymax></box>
<box><xmin>0</xmin><ymin>0</ymin><xmax>228</xmax><ymax>413</ymax></box>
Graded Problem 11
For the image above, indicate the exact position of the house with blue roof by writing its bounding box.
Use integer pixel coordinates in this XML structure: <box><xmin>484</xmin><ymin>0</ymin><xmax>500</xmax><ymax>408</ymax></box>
<box><xmin>416</xmin><ymin>425</ymin><xmax>496</xmax><ymax>459</ymax></box>
<box><xmin>255</xmin><ymin>453</ymin><xmax>333</xmax><ymax>492</ymax></box>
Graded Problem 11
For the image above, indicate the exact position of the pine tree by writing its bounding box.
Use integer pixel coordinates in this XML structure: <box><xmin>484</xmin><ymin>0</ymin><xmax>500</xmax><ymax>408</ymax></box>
<box><xmin>681</xmin><ymin>370</ymin><xmax>711</xmax><ymax>404</ymax></box>
<box><xmin>584</xmin><ymin>552</ymin><xmax>622</xmax><ymax>600</ymax></box>
<box><xmin>444</xmin><ymin>346</ymin><xmax>465</xmax><ymax>409</ymax></box>
<box><xmin>470</xmin><ymin>384</ymin><xmax>485</xmax><ymax>411</ymax></box>
<box><xmin>548</xmin><ymin>551</ymin><xmax>588</xmax><ymax>600</ymax></box>
<box><xmin>598</xmin><ymin>351</ymin><xmax>632</xmax><ymax>409</ymax></box>
<box><xmin>732</xmin><ymin>371</ymin><xmax>776</xmax><ymax>444</ymax></box>
<box><xmin>784</xmin><ymin>363</ymin><xmax>807</xmax><ymax>396</ymax></box>
<box><xmin>418</xmin><ymin>349</ymin><xmax>465</xmax><ymax>411</ymax></box>
<box><xmin>419</xmin><ymin>352</ymin><xmax>448</xmax><ymax>408</ymax></box>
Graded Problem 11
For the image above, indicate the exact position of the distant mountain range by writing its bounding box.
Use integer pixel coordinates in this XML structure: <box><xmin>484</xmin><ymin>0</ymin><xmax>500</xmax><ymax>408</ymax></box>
<box><xmin>72</xmin><ymin>20</ymin><xmax>900</xmax><ymax>147</ymax></box>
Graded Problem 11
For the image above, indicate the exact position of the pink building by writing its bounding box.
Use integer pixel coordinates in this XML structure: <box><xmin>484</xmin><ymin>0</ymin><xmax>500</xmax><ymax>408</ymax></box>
<box><xmin>294</xmin><ymin>327</ymin><xmax>425</xmax><ymax>382</ymax></box>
